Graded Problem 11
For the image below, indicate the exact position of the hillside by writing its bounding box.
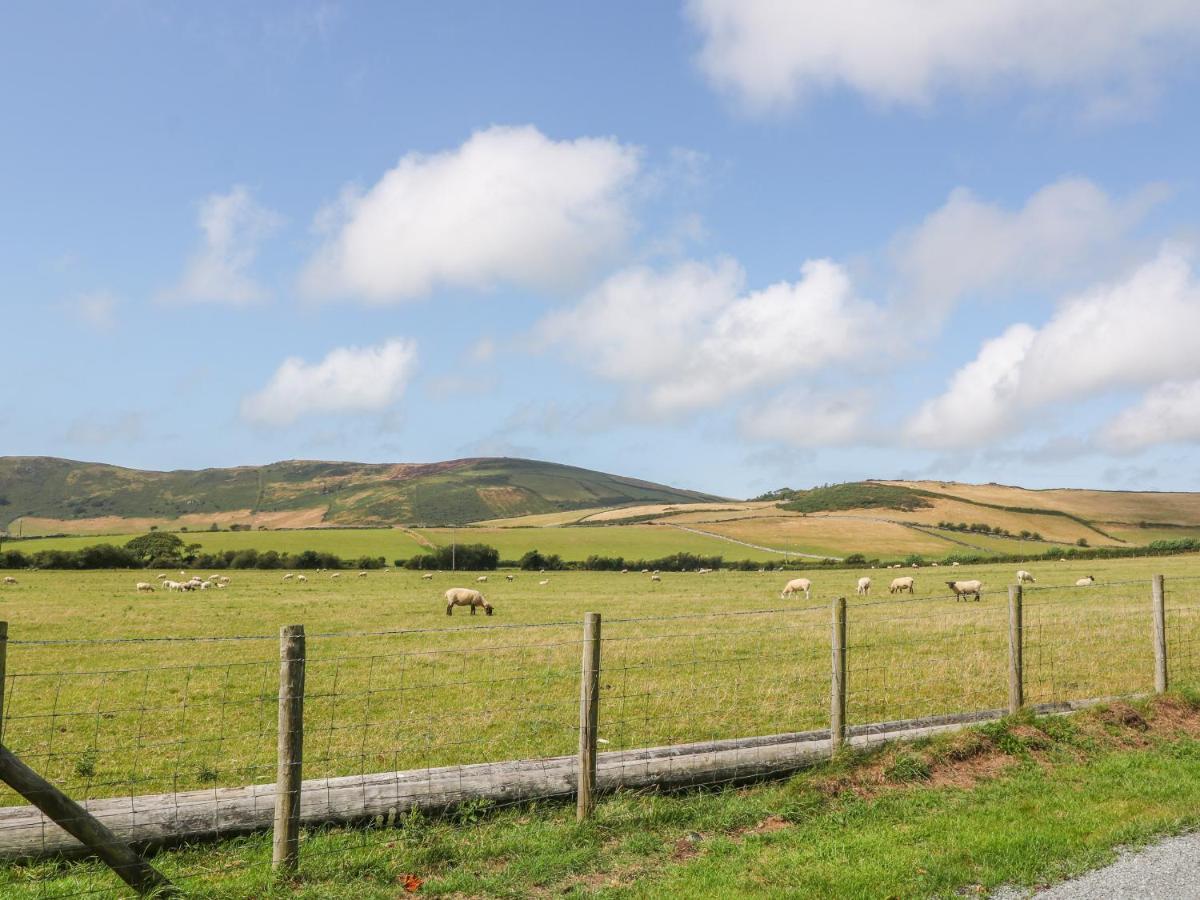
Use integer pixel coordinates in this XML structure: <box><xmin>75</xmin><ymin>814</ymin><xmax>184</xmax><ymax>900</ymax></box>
<box><xmin>0</xmin><ymin>456</ymin><xmax>723</xmax><ymax>532</ymax></box>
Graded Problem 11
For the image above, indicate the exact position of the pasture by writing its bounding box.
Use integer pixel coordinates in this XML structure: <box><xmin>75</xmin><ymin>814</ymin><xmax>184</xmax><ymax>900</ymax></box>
<box><xmin>0</xmin><ymin>555</ymin><xmax>1198</xmax><ymax>819</ymax></box>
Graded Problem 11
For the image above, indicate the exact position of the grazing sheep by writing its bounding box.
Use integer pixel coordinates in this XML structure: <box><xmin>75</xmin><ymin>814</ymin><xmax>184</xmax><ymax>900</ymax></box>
<box><xmin>621</xmin><ymin>568</ymin><xmax>629</xmax><ymax>574</ymax></box>
<box><xmin>476</xmin><ymin>575</ymin><xmax>488</xmax><ymax>583</ymax></box>
<box><xmin>951</xmin><ymin>561</ymin><xmax>961</xmax><ymax>567</ymax></box>
<box><xmin>421</xmin><ymin>573</ymin><xmax>434</xmax><ymax>580</ymax></box>
<box><xmin>162</xmin><ymin>580</ymin><xmax>181</xmax><ymax>591</ymax></box>
<box><xmin>444</xmin><ymin>587</ymin><xmax>493</xmax><ymax>616</ymax></box>
<box><xmin>698</xmin><ymin>567</ymin><xmax>713</xmax><ymax>574</ymax></box>
<box><xmin>856</xmin><ymin>577</ymin><xmax>871</xmax><ymax>596</ymax></box>
<box><xmin>640</xmin><ymin>568</ymin><xmax>649</xmax><ymax>574</ymax></box>
<box><xmin>1075</xmin><ymin>575</ymin><xmax>1095</xmax><ymax>587</ymax></box>
<box><xmin>330</xmin><ymin>573</ymin><xmax>341</xmax><ymax>579</ymax></box>
<box><xmin>135</xmin><ymin>582</ymin><xmax>156</xmax><ymax>593</ymax></box>
<box><xmin>538</xmin><ymin>579</ymin><xmax>549</xmax><ymax>585</ymax></box>
<box><xmin>1016</xmin><ymin>570</ymin><xmax>1036</xmax><ymax>585</ymax></box>
<box><xmin>780</xmin><ymin>578</ymin><xmax>812</xmax><ymax>600</ymax></box>
<box><xmin>889</xmin><ymin>576</ymin><xmax>915</xmax><ymax>594</ymax></box>
<box><xmin>946</xmin><ymin>579</ymin><xmax>984</xmax><ymax>601</ymax></box>
<box><xmin>505</xmin><ymin>574</ymin><xmax>515</xmax><ymax>582</ymax></box>
<box><xmin>358</xmin><ymin>571</ymin><xmax>368</xmax><ymax>578</ymax></box>
<box><xmin>911</xmin><ymin>562</ymin><xmax>920</xmax><ymax>568</ymax></box>
<box><xmin>156</xmin><ymin>573</ymin><xmax>168</xmax><ymax>580</ymax></box>
<box><xmin>650</xmin><ymin>574</ymin><xmax>661</xmax><ymax>582</ymax></box>
<box><xmin>282</xmin><ymin>573</ymin><xmax>294</xmax><ymax>581</ymax></box>
<box><xmin>3</xmin><ymin>577</ymin><xmax>17</xmax><ymax>585</ymax></box>
<box><xmin>297</xmin><ymin>575</ymin><xmax>308</xmax><ymax>583</ymax></box>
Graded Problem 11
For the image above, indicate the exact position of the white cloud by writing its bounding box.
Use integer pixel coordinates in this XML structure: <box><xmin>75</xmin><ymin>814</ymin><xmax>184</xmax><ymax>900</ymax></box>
<box><xmin>907</xmin><ymin>247</ymin><xmax>1200</xmax><ymax>448</ymax></box>
<box><xmin>894</xmin><ymin>178</ymin><xmax>1164</xmax><ymax>318</ymax></box>
<box><xmin>907</xmin><ymin>324</ymin><xmax>1037</xmax><ymax>447</ymax></box>
<box><xmin>540</xmin><ymin>257</ymin><xmax>885</xmax><ymax>416</ymax></box>
<box><xmin>1101</xmin><ymin>380</ymin><xmax>1200</xmax><ymax>452</ymax></box>
<box><xmin>240</xmin><ymin>338</ymin><xmax>417</xmax><ymax>426</ymax></box>
<box><xmin>686</xmin><ymin>0</ymin><xmax>1200</xmax><ymax>112</ymax></box>
<box><xmin>470</xmin><ymin>337</ymin><xmax>495</xmax><ymax>364</ymax></box>
<box><xmin>71</xmin><ymin>290</ymin><xmax>118</xmax><ymax>331</ymax></box>
<box><xmin>163</xmin><ymin>186</ymin><xmax>283</xmax><ymax>305</ymax></box>
<box><xmin>300</xmin><ymin>125</ymin><xmax>641</xmax><ymax>302</ymax></box>
<box><xmin>740</xmin><ymin>388</ymin><xmax>874</xmax><ymax>447</ymax></box>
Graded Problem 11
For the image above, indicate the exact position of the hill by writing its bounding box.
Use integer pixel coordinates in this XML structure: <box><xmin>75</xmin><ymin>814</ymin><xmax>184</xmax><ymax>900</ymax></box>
<box><xmin>0</xmin><ymin>456</ymin><xmax>724</xmax><ymax>532</ymax></box>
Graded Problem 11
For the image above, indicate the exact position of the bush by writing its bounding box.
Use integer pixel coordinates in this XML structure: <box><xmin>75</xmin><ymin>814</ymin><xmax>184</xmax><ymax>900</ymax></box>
<box><xmin>405</xmin><ymin>543</ymin><xmax>499</xmax><ymax>571</ymax></box>
<box><xmin>519</xmin><ymin>550</ymin><xmax>566</xmax><ymax>571</ymax></box>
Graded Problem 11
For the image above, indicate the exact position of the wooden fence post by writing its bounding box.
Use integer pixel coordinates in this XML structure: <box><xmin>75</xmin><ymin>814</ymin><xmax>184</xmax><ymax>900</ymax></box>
<box><xmin>830</xmin><ymin>597</ymin><xmax>847</xmax><ymax>754</ymax></box>
<box><xmin>272</xmin><ymin>624</ymin><xmax>306</xmax><ymax>875</ymax></box>
<box><xmin>0</xmin><ymin>744</ymin><xmax>176</xmax><ymax>896</ymax></box>
<box><xmin>0</xmin><ymin>621</ymin><xmax>7</xmax><ymax>745</ymax></box>
<box><xmin>577</xmin><ymin>612</ymin><xmax>601</xmax><ymax>822</ymax></box>
<box><xmin>1153</xmin><ymin>574</ymin><xmax>1168</xmax><ymax>694</ymax></box>
<box><xmin>1008</xmin><ymin>585</ymin><xmax>1023</xmax><ymax>715</ymax></box>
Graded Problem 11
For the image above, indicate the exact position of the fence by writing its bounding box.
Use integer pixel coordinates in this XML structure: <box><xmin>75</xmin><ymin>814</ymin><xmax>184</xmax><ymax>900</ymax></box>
<box><xmin>0</xmin><ymin>574</ymin><xmax>1197</xmax><ymax>896</ymax></box>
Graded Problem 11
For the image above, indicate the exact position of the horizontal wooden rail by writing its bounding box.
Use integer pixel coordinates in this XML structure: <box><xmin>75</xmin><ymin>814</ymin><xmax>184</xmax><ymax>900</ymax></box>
<box><xmin>0</xmin><ymin>699</ymin><xmax>1102</xmax><ymax>860</ymax></box>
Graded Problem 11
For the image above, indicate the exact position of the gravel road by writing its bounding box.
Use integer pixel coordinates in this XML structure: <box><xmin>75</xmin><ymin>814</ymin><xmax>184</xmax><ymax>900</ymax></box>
<box><xmin>992</xmin><ymin>832</ymin><xmax>1200</xmax><ymax>898</ymax></box>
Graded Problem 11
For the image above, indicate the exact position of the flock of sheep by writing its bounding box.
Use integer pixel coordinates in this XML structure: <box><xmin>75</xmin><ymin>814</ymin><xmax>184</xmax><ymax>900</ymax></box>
<box><xmin>778</xmin><ymin>568</ymin><xmax>1096</xmax><ymax>602</ymax></box>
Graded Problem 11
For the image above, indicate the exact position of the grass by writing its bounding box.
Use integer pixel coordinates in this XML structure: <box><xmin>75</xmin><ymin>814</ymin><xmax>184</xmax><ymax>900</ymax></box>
<box><xmin>7</xmin><ymin>696</ymin><xmax>1200</xmax><ymax>897</ymax></box>
<box><xmin>775</xmin><ymin>482</ymin><xmax>934</xmax><ymax>513</ymax></box>
<box><xmin>0</xmin><ymin>557</ymin><xmax>1199</xmax><ymax>813</ymax></box>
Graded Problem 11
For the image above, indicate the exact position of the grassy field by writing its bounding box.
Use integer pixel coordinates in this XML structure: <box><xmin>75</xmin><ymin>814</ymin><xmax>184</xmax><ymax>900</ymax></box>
<box><xmin>415</xmin><ymin>524</ymin><xmax>786</xmax><ymax>561</ymax></box>
<box><xmin>0</xmin><ymin>528</ymin><xmax>430</xmax><ymax>559</ymax></box>
<box><xmin>0</xmin><ymin>555</ymin><xmax>1198</xmax><ymax>823</ymax></box>
<box><xmin>6</xmin><ymin>694</ymin><xmax>1200</xmax><ymax>897</ymax></box>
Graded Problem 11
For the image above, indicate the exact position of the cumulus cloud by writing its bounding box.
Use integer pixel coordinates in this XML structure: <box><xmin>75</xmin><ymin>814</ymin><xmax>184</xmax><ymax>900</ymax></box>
<box><xmin>894</xmin><ymin>178</ymin><xmax>1164</xmax><ymax>318</ymax></box>
<box><xmin>300</xmin><ymin>125</ymin><xmax>641</xmax><ymax>302</ymax></box>
<box><xmin>907</xmin><ymin>247</ymin><xmax>1200</xmax><ymax>448</ymax></box>
<box><xmin>163</xmin><ymin>186</ymin><xmax>283</xmax><ymax>305</ymax></box>
<box><xmin>686</xmin><ymin>0</ymin><xmax>1200</xmax><ymax>112</ymax></box>
<box><xmin>1101</xmin><ymin>380</ymin><xmax>1200</xmax><ymax>452</ymax></box>
<box><xmin>70</xmin><ymin>290</ymin><xmax>118</xmax><ymax>331</ymax></box>
<box><xmin>240</xmin><ymin>338</ymin><xmax>417</xmax><ymax>426</ymax></box>
<box><xmin>740</xmin><ymin>388</ymin><xmax>875</xmax><ymax>448</ymax></box>
<box><xmin>540</xmin><ymin>257</ymin><xmax>885</xmax><ymax>417</ymax></box>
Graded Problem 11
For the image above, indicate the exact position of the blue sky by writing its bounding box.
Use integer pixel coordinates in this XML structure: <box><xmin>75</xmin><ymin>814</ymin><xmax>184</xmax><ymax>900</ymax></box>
<box><xmin>4</xmin><ymin>1</ymin><xmax>1200</xmax><ymax>499</ymax></box>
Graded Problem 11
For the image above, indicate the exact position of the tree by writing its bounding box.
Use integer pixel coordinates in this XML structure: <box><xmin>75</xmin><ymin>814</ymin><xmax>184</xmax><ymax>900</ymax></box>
<box><xmin>124</xmin><ymin>532</ymin><xmax>185</xmax><ymax>562</ymax></box>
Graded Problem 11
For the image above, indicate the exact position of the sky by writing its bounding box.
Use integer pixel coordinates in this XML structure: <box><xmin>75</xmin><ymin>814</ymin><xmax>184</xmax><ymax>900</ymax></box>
<box><xmin>4</xmin><ymin>1</ymin><xmax>1200</xmax><ymax>499</ymax></box>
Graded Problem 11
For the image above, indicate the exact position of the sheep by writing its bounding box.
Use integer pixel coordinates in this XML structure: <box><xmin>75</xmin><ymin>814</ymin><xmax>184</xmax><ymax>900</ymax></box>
<box><xmin>156</xmin><ymin>573</ymin><xmax>168</xmax><ymax>580</ymax></box>
<box><xmin>856</xmin><ymin>577</ymin><xmax>871</xmax><ymax>596</ymax></box>
<box><xmin>297</xmin><ymin>575</ymin><xmax>308</xmax><ymax>583</ymax></box>
<box><xmin>3</xmin><ymin>577</ymin><xmax>17</xmax><ymax>585</ymax></box>
<box><xmin>505</xmin><ymin>575</ymin><xmax>515</xmax><ymax>582</ymax></box>
<box><xmin>621</xmin><ymin>568</ymin><xmax>629</xmax><ymax>574</ymax></box>
<box><xmin>780</xmin><ymin>578</ymin><xmax>812</xmax><ymax>600</ymax></box>
<box><xmin>1016</xmin><ymin>570</ymin><xmax>1036</xmax><ymax>585</ymax></box>
<box><xmin>162</xmin><ymin>580</ymin><xmax>182</xmax><ymax>591</ymax></box>
<box><xmin>198</xmin><ymin>581</ymin><xmax>211</xmax><ymax>590</ymax></box>
<box><xmin>444</xmin><ymin>587</ymin><xmax>493</xmax><ymax>616</ymax></box>
<box><xmin>476</xmin><ymin>575</ymin><xmax>488</xmax><ymax>583</ymax></box>
<box><xmin>421</xmin><ymin>573</ymin><xmax>434</xmax><ymax>580</ymax></box>
<box><xmin>650</xmin><ymin>574</ymin><xmax>661</xmax><ymax>582</ymax></box>
<box><xmin>951</xmin><ymin>561</ymin><xmax>961</xmax><ymax>567</ymax></box>
<box><xmin>641</xmin><ymin>568</ymin><xmax>650</xmax><ymax>574</ymax></box>
<box><xmin>889</xmin><ymin>576</ymin><xmax>915</xmax><ymax>594</ymax></box>
<box><xmin>282</xmin><ymin>573</ymin><xmax>294</xmax><ymax>581</ymax></box>
<box><xmin>1075</xmin><ymin>575</ymin><xmax>1095</xmax><ymax>587</ymax></box>
<box><xmin>698</xmin><ymin>567</ymin><xmax>713</xmax><ymax>574</ymax></box>
<box><xmin>330</xmin><ymin>573</ymin><xmax>341</xmax><ymax>579</ymax></box>
<box><xmin>539</xmin><ymin>579</ymin><xmax>549</xmax><ymax>586</ymax></box>
<box><xmin>946</xmin><ymin>579</ymin><xmax>983</xmax><ymax>602</ymax></box>
<box><xmin>358</xmin><ymin>571</ymin><xmax>368</xmax><ymax>578</ymax></box>
<box><xmin>911</xmin><ymin>562</ymin><xmax>920</xmax><ymax>568</ymax></box>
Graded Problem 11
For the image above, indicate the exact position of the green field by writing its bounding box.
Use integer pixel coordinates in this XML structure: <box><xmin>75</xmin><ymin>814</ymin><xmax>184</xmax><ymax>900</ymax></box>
<box><xmin>0</xmin><ymin>556</ymin><xmax>1198</xmax><ymax>895</ymax></box>
<box><xmin>1</xmin><ymin>528</ymin><xmax>429</xmax><ymax>559</ymax></box>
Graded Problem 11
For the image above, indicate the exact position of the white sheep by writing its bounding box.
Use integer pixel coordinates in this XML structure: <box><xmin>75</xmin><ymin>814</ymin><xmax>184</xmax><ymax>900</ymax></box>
<box><xmin>1075</xmin><ymin>575</ymin><xmax>1095</xmax><ymax>587</ymax></box>
<box><xmin>297</xmin><ymin>575</ymin><xmax>308</xmax><ymax>583</ymax></box>
<box><xmin>505</xmin><ymin>574</ymin><xmax>515</xmax><ymax>582</ymax></box>
<box><xmin>476</xmin><ymin>575</ymin><xmax>488</xmax><ymax>583</ymax></box>
<box><xmin>780</xmin><ymin>578</ymin><xmax>812</xmax><ymax>600</ymax></box>
<box><xmin>330</xmin><ymin>573</ymin><xmax>341</xmax><ymax>579</ymax></box>
<box><xmin>889</xmin><ymin>576</ymin><xmax>915</xmax><ymax>594</ymax></box>
<box><xmin>421</xmin><ymin>573</ymin><xmax>434</xmax><ymax>580</ymax></box>
<box><xmin>650</xmin><ymin>574</ymin><xmax>661</xmax><ymax>582</ymax></box>
<box><xmin>444</xmin><ymin>587</ymin><xmax>493</xmax><ymax>616</ymax></box>
<box><xmin>358</xmin><ymin>571</ymin><xmax>368</xmax><ymax>578</ymax></box>
<box><xmin>539</xmin><ymin>579</ymin><xmax>550</xmax><ymax>585</ymax></box>
<box><xmin>856</xmin><ymin>577</ymin><xmax>871</xmax><ymax>596</ymax></box>
<box><xmin>1016</xmin><ymin>570</ymin><xmax>1036</xmax><ymax>584</ymax></box>
<box><xmin>946</xmin><ymin>579</ymin><xmax>984</xmax><ymax>601</ymax></box>
<box><xmin>282</xmin><ymin>573</ymin><xmax>294</xmax><ymax>581</ymax></box>
<box><xmin>2</xmin><ymin>576</ymin><xmax>16</xmax><ymax>585</ymax></box>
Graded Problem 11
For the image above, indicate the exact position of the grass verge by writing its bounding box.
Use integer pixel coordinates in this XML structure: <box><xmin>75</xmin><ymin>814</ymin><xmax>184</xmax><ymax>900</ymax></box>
<box><xmin>5</xmin><ymin>693</ymin><xmax>1200</xmax><ymax>897</ymax></box>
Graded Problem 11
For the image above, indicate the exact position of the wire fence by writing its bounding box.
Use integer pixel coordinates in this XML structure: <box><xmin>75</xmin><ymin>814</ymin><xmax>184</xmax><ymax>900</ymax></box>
<box><xmin>0</xmin><ymin>574</ymin><xmax>1197</xmax><ymax>896</ymax></box>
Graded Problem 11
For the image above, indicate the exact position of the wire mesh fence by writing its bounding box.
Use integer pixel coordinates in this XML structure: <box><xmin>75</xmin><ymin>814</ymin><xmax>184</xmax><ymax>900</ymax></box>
<box><xmin>0</xmin><ymin>574</ymin><xmax>1198</xmax><ymax>896</ymax></box>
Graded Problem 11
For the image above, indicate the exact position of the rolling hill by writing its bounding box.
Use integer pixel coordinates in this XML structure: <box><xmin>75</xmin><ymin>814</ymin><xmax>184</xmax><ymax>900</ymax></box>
<box><xmin>0</xmin><ymin>456</ymin><xmax>724</xmax><ymax>533</ymax></box>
